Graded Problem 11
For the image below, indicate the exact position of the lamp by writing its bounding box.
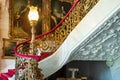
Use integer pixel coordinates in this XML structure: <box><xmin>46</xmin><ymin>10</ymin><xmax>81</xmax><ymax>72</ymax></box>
<box><xmin>27</xmin><ymin>6</ymin><xmax>43</xmax><ymax>80</ymax></box>
<box><xmin>28</xmin><ymin>6</ymin><xmax>39</xmax><ymax>55</ymax></box>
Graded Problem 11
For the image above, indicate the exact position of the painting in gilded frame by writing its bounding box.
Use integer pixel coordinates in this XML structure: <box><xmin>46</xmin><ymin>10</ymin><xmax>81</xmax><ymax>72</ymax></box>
<box><xmin>9</xmin><ymin>0</ymin><xmax>72</xmax><ymax>38</ymax></box>
<box><xmin>2</xmin><ymin>38</ymin><xmax>17</xmax><ymax>59</ymax></box>
<box><xmin>9</xmin><ymin>0</ymin><xmax>42</xmax><ymax>38</ymax></box>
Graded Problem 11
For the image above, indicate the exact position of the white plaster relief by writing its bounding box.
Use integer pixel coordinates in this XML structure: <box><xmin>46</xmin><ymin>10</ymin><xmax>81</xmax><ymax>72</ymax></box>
<box><xmin>71</xmin><ymin>9</ymin><xmax>120</xmax><ymax>62</ymax></box>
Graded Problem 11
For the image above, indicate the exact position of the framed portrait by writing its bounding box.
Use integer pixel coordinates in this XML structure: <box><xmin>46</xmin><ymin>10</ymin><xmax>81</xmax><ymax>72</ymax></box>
<box><xmin>9</xmin><ymin>0</ymin><xmax>72</xmax><ymax>38</ymax></box>
<box><xmin>2</xmin><ymin>38</ymin><xmax>18</xmax><ymax>59</ymax></box>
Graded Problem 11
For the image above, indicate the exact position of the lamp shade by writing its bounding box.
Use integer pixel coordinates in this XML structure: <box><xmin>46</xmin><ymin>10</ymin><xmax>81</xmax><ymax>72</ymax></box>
<box><xmin>28</xmin><ymin>6</ymin><xmax>39</xmax><ymax>21</ymax></box>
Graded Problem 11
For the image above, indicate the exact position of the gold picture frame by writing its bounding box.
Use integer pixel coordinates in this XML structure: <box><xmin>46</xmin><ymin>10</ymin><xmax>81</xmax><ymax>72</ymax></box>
<box><xmin>2</xmin><ymin>38</ymin><xmax>17</xmax><ymax>59</ymax></box>
<box><xmin>9</xmin><ymin>0</ymin><xmax>72</xmax><ymax>38</ymax></box>
<box><xmin>9</xmin><ymin>0</ymin><xmax>42</xmax><ymax>38</ymax></box>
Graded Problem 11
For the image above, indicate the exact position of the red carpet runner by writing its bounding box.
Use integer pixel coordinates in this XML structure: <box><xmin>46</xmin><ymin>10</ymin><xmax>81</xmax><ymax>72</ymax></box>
<box><xmin>0</xmin><ymin>69</ymin><xmax>15</xmax><ymax>80</ymax></box>
<box><xmin>0</xmin><ymin>52</ymin><xmax>51</xmax><ymax>80</ymax></box>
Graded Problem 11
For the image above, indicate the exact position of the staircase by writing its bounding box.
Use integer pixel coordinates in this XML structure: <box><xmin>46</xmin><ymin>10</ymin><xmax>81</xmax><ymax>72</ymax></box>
<box><xmin>1</xmin><ymin>0</ymin><xmax>120</xmax><ymax>80</ymax></box>
<box><xmin>38</xmin><ymin>0</ymin><xmax>120</xmax><ymax>78</ymax></box>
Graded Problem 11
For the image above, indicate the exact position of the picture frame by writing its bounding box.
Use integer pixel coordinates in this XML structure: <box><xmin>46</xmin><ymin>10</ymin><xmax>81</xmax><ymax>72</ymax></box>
<box><xmin>2</xmin><ymin>38</ymin><xmax>18</xmax><ymax>59</ymax></box>
<box><xmin>9</xmin><ymin>0</ymin><xmax>42</xmax><ymax>38</ymax></box>
<box><xmin>9</xmin><ymin>0</ymin><xmax>72</xmax><ymax>38</ymax></box>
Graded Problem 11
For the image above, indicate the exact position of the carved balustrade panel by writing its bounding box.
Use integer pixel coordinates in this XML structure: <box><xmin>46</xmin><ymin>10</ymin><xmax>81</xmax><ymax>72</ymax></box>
<box><xmin>36</xmin><ymin>0</ymin><xmax>99</xmax><ymax>53</ymax></box>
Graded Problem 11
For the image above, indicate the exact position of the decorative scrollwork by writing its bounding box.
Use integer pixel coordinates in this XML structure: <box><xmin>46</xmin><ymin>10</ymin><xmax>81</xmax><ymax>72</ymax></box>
<box><xmin>36</xmin><ymin>0</ymin><xmax>99</xmax><ymax>53</ymax></box>
<box><xmin>25</xmin><ymin>59</ymin><xmax>43</xmax><ymax>80</ymax></box>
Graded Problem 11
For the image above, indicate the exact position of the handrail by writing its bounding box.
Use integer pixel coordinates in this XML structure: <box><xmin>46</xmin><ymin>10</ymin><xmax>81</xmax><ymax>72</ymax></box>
<box><xmin>14</xmin><ymin>0</ymin><xmax>80</xmax><ymax>61</ymax></box>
